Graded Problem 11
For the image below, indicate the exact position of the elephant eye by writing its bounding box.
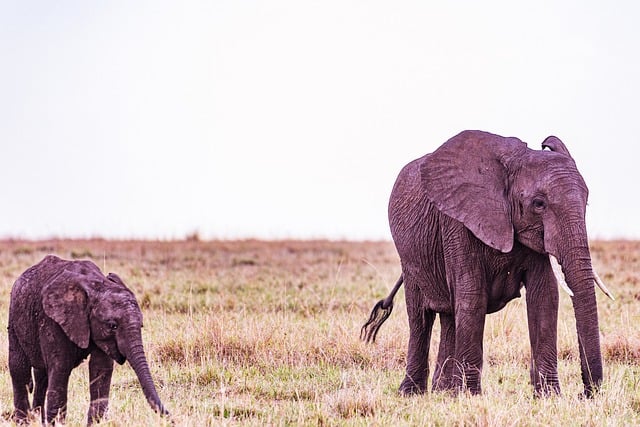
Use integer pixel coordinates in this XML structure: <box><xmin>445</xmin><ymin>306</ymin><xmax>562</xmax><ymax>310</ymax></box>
<box><xmin>532</xmin><ymin>198</ymin><xmax>546</xmax><ymax>211</ymax></box>
<box><xmin>107</xmin><ymin>321</ymin><xmax>118</xmax><ymax>331</ymax></box>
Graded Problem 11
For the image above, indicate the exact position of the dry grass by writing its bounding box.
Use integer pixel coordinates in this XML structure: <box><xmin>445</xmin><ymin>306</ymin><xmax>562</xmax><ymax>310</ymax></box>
<box><xmin>0</xmin><ymin>239</ymin><xmax>638</xmax><ymax>426</ymax></box>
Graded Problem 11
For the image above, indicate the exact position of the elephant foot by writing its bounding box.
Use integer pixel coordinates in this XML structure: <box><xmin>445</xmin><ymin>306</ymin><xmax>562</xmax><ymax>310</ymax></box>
<box><xmin>432</xmin><ymin>370</ymin><xmax>456</xmax><ymax>393</ymax></box>
<box><xmin>532</xmin><ymin>372</ymin><xmax>561</xmax><ymax>398</ymax></box>
<box><xmin>12</xmin><ymin>407</ymin><xmax>40</xmax><ymax>426</ymax></box>
<box><xmin>579</xmin><ymin>384</ymin><xmax>599</xmax><ymax>399</ymax></box>
<box><xmin>467</xmin><ymin>386</ymin><xmax>482</xmax><ymax>395</ymax></box>
<box><xmin>399</xmin><ymin>376</ymin><xmax>426</xmax><ymax>396</ymax></box>
<box><xmin>452</xmin><ymin>366</ymin><xmax>482</xmax><ymax>395</ymax></box>
<box><xmin>533</xmin><ymin>384</ymin><xmax>561</xmax><ymax>398</ymax></box>
<box><xmin>87</xmin><ymin>404</ymin><xmax>108</xmax><ymax>426</ymax></box>
<box><xmin>12</xmin><ymin>411</ymin><xmax>28</xmax><ymax>425</ymax></box>
<box><xmin>432</xmin><ymin>380</ymin><xmax>456</xmax><ymax>394</ymax></box>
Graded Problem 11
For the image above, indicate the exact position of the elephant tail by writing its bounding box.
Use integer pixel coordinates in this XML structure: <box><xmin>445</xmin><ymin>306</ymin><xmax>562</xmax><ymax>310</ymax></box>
<box><xmin>360</xmin><ymin>275</ymin><xmax>404</xmax><ymax>343</ymax></box>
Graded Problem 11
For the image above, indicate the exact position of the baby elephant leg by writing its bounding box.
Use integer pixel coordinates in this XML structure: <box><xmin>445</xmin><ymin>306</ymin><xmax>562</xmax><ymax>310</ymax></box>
<box><xmin>33</xmin><ymin>368</ymin><xmax>48</xmax><ymax>422</ymax></box>
<box><xmin>45</xmin><ymin>368</ymin><xmax>72</xmax><ymax>424</ymax></box>
<box><xmin>87</xmin><ymin>350</ymin><xmax>115</xmax><ymax>425</ymax></box>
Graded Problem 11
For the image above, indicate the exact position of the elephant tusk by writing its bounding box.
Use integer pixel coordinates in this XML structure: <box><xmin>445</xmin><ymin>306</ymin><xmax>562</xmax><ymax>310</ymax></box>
<box><xmin>593</xmin><ymin>270</ymin><xmax>615</xmax><ymax>300</ymax></box>
<box><xmin>549</xmin><ymin>255</ymin><xmax>574</xmax><ymax>297</ymax></box>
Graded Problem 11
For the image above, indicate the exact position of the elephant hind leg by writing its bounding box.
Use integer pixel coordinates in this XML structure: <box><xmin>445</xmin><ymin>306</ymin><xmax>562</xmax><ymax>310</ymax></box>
<box><xmin>400</xmin><ymin>308</ymin><xmax>436</xmax><ymax>395</ymax></box>
<box><xmin>32</xmin><ymin>368</ymin><xmax>48</xmax><ymax>422</ymax></box>
<box><xmin>432</xmin><ymin>313</ymin><xmax>456</xmax><ymax>392</ymax></box>
<box><xmin>8</xmin><ymin>329</ymin><xmax>32</xmax><ymax>422</ymax></box>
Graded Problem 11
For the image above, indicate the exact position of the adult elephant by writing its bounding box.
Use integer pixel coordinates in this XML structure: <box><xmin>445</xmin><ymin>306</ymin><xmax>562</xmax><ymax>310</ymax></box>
<box><xmin>361</xmin><ymin>130</ymin><xmax>611</xmax><ymax>398</ymax></box>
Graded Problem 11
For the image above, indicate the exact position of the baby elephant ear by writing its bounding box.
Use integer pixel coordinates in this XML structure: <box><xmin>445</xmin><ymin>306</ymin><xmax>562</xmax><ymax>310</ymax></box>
<box><xmin>42</xmin><ymin>270</ymin><xmax>91</xmax><ymax>349</ymax></box>
<box><xmin>106</xmin><ymin>272</ymin><xmax>125</xmax><ymax>286</ymax></box>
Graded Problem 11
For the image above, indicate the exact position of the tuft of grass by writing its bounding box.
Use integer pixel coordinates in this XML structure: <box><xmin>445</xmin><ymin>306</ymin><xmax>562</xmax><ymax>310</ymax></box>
<box><xmin>603</xmin><ymin>334</ymin><xmax>640</xmax><ymax>364</ymax></box>
<box><xmin>326</xmin><ymin>387</ymin><xmax>379</xmax><ymax>418</ymax></box>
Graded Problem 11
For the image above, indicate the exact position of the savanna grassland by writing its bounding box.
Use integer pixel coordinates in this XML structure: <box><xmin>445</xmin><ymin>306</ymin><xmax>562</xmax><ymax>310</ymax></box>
<box><xmin>0</xmin><ymin>239</ymin><xmax>638</xmax><ymax>426</ymax></box>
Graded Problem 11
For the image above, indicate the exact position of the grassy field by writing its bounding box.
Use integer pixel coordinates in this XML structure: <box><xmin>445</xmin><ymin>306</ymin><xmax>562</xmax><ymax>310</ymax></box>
<box><xmin>0</xmin><ymin>239</ymin><xmax>638</xmax><ymax>426</ymax></box>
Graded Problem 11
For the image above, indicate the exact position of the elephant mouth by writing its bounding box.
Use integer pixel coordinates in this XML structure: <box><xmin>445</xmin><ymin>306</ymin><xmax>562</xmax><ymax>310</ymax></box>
<box><xmin>104</xmin><ymin>343</ymin><xmax>126</xmax><ymax>364</ymax></box>
<box><xmin>115</xmin><ymin>352</ymin><xmax>126</xmax><ymax>365</ymax></box>
<box><xmin>515</xmin><ymin>227</ymin><xmax>545</xmax><ymax>253</ymax></box>
<box><xmin>95</xmin><ymin>339</ymin><xmax>127</xmax><ymax>364</ymax></box>
<box><xmin>111</xmin><ymin>345</ymin><xmax>126</xmax><ymax>364</ymax></box>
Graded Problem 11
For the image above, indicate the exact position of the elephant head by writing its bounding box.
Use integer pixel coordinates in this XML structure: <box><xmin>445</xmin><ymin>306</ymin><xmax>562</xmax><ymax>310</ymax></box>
<box><xmin>42</xmin><ymin>264</ymin><xmax>168</xmax><ymax>414</ymax></box>
<box><xmin>420</xmin><ymin>130</ymin><xmax>603</xmax><ymax>396</ymax></box>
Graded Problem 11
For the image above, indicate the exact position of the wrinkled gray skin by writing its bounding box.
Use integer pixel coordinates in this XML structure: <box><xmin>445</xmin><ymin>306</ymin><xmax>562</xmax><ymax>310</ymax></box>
<box><xmin>8</xmin><ymin>255</ymin><xmax>169</xmax><ymax>425</ymax></box>
<box><xmin>362</xmin><ymin>130</ymin><xmax>602</xmax><ymax>398</ymax></box>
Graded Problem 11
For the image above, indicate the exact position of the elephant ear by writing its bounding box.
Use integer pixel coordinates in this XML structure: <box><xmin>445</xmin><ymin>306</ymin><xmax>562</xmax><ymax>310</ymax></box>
<box><xmin>421</xmin><ymin>130</ymin><xmax>528</xmax><ymax>253</ymax></box>
<box><xmin>42</xmin><ymin>270</ymin><xmax>92</xmax><ymax>348</ymax></box>
<box><xmin>106</xmin><ymin>272</ymin><xmax>126</xmax><ymax>286</ymax></box>
<box><xmin>541</xmin><ymin>136</ymin><xmax>572</xmax><ymax>157</ymax></box>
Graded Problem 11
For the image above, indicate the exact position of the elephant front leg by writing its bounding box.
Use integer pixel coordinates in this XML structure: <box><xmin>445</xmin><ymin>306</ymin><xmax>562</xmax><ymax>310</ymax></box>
<box><xmin>525</xmin><ymin>260</ymin><xmax>561</xmax><ymax>396</ymax></box>
<box><xmin>400</xmin><ymin>307</ymin><xmax>436</xmax><ymax>395</ymax></box>
<box><xmin>87</xmin><ymin>349</ymin><xmax>114</xmax><ymax>425</ymax></box>
<box><xmin>432</xmin><ymin>313</ymin><xmax>456</xmax><ymax>392</ymax></box>
<box><xmin>45</xmin><ymin>369</ymin><xmax>72</xmax><ymax>424</ymax></box>
<box><xmin>453</xmin><ymin>304</ymin><xmax>486</xmax><ymax>394</ymax></box>
<box><xmin>442</xmin><ymin>220</ymin><xmax>488</xmax><ymax>394</ymax></box>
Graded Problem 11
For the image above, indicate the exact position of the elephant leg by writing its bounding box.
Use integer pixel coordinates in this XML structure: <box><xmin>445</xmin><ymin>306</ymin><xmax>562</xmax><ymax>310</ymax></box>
<box><xmin>8</xmin><ymin>329</ymin><xmax>31</xmax><ymax>422</ymax></box>
<box><xmin>443</xmin><ymin>221</ymin><xmax>487</xmax><ymax>394</ymax></box>
<box><xmin>87</xmin><ymin>349</ymin><xmax>114</xmax><ymax>425</ymax></box>
<box><xmin>400</xmin><ymin>305</ymin><xmax>436</xmax><ymax>395</ymax></box>
<box><xmin>33</xmin><ymin>368</ymin><xmax>48</xmax><ymax>422</ymax></box>
<box><xmin>525</xmin><ymin>257</ymin><xmax>560</xmax><ymax>396</ymax></box>
<box><xmin>45</xmin><ymin>368</ymin><xmax>71</xmax><ymax>424</ymax></box>
<box><xmin>432</xmin><ymin>313</ymin><xmax>456</xmax><ymax>392</ymax></box>
<box><xmin>453</xmin><ymin>308</ymin><xmax>486</xmax><ymax>394</ymax></box>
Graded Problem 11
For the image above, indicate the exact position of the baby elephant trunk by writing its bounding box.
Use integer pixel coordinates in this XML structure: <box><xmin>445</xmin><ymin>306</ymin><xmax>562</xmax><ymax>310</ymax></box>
<box><xmin>122</xmin><ymin>336</ymin><xmax>169</xmax><ymax>417</ymax></box>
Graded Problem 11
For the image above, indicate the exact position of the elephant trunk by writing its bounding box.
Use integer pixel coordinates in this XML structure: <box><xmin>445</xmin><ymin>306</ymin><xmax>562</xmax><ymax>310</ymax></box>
<box><xmin>120</xmin><ymin>331</ymin><xmax>169</xmax><ymax>416</ymax></box>
<box><xmin>557</xmin><ymin>241</ymin><xmax>603</xmax><ymax>397</ymax></box>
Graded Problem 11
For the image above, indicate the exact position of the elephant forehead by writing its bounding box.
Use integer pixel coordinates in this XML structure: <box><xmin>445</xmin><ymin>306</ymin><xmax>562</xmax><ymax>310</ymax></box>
<box><xmin>517</xmin><ymin>156</ymin><xmax>587</xmax><ymax>193</ymax></box>
<box><xmin>70</xmin><ymin>260</ymin><xmax>102</xmax><ymax>274</ymax></box>
<box><xmin>94</xmin><ymin>292</ymin><xmax>141</xmax><ymax>316</ymax></box>
<box><xmin>543</xmin><ymin>170</ymin><xmax>588</xmax><ymax>204</ymax></box>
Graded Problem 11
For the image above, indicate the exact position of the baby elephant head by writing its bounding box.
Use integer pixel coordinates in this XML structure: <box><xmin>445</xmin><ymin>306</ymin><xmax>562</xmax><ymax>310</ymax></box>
<box><xmin>41</xmin><ymin>264</ymin><xmax>168</xmax><ymax>418</ymax></box>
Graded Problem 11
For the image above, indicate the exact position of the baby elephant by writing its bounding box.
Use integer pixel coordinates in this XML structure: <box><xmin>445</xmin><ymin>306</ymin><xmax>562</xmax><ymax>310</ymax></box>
<box><xmin>8</xmin><ymin>255</ymin><xmax>169</xmax><ymax>425</ymax></box>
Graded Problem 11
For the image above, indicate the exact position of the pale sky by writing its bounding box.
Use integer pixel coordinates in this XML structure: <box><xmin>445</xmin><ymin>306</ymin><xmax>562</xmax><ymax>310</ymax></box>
<box><xmin>1</xmin><ymin>1</ymin><xmax>639</xmax><ymax>240</ymax></box>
